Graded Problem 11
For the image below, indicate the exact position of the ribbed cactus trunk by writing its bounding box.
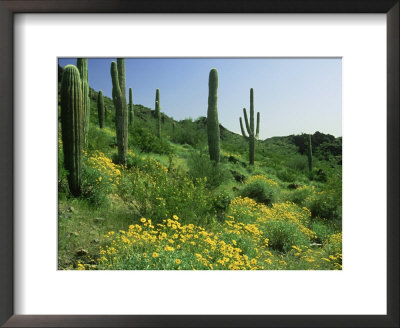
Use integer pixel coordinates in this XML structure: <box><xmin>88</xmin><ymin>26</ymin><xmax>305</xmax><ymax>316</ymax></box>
<box><xmin>60</xmin><ymin>65</ymin><xmax>83</xmax><ymax>197</ymax></box>
<box><xmin>104</xmin><ymin>105</ymin><xmax>108</xmax><ymax>122</ymax></box>
<box><xmin>128</xmin><ymin>88</ymin><xmax>134</xmax><ymax>127</ymax></box>
<box><xmin>239</xmin><ymin>88</ymin><xmax>260</xmax><ymax>165</ymax></box>
<box><xmin>307</xmin><ymin>134</ymin><xmax>313</xmax><ymax>171</ymax></box>
<box><xmin>111</xmin><ymin>59</ymin><xmax>128</xmax><ymax>165</ymax></box>
<box><xmin>155</xmin><ymin>89</ymin><xmax>161</xmax><ymax>139</ymax></box>
<box><xmin>97</xmin><ymin>90</ymin><xmax>104</xmax><ymax>128</ymax></box>
<box><xmin>77</xmin><ymin>59</ymin><xmax>90</xmax><ymax>147</ymax></box>
<box><xmin>207</xmin><ymin>69</ymin><xmax>220</xmax><ymax>162</ymax></box>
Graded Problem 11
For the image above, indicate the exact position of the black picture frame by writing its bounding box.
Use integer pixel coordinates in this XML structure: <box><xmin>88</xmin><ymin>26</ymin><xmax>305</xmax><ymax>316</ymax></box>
<box><xmin>0</xmin><ymin>1</ymin><xmax>398</xmax><ymax>327</ymax></box>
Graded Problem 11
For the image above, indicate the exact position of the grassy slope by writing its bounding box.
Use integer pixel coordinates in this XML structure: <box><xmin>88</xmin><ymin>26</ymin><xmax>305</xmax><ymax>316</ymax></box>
<box><xmin>58</xmin><ymin>89</ymin><xmax>342</xmax><ymax>270</ymax></box>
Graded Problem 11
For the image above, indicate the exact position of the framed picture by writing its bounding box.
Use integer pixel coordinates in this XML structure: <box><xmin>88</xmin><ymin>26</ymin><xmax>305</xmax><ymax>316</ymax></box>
<box><xmin>0</xmin><ymin>0</ymin><xmax>398</xmax><ymax>327</ymax></box>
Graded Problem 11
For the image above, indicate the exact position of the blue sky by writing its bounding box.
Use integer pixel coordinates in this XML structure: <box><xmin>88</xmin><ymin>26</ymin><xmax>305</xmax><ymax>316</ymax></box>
<box><xmin>59</xmin><ymin>58</ymin><xmax>342</xmax><ymax>139</ymax></box>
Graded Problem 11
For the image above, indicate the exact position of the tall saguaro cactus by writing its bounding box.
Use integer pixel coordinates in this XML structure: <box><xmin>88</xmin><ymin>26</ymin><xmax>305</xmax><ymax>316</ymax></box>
<box><xmin>155</xmin><ymin>89</ymin><xmax>161</xmax><ymax>139</ymax></box>
<box><xmin>207</xmin><ymin>68</ymin><xmax>220</xmax><ymax>162</ymax></box>
<box><xmin>128</xmin><ymin>87</ymin><xmax>134</xmax><ymax>126</ymax></box>
<box><xmin>77</xmin><ymin>58</ymin><xmax>90</xmax><ymax>147</ymax></box>
<box><xmin>111</xmin><ymin>59</ymin><xmax>128</xmax><ymax>165</ymax></box>
<box><xmin>239</xmin><ymin>88</ymin><xmax>260</xmax><ymax>165</ymax></box>
<box><xmin>60</xmin><ymin>65</ymin><xmax>83</xmax><ymax>196</ymax></box>
<box><xmin>97</xmin><ymin>90</ymin><xmax>104</xmax><ymax>128</ymax></box>
<box><xmin>307</xmin><ymin>134</ymin><xmax>313</xmax><ymax>171</ymax></box>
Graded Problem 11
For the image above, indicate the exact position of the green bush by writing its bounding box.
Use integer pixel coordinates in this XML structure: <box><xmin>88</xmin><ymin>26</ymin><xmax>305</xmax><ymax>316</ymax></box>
<box><xmin>285</xmin><ymin>186</ymin><xmax>311</xmax><ymax>205</ymax></box>
<box><xmin>307</xmin><ymin>192</ymin><xmax>341</xmax><ymax>221</ymax></box>
<box><xmin>239</xmin><ymin>180</ymin><xmax>278</xmax><ymax>206</ymax></box>
<box><xmin>307</xmin><ymin>169</ymin><xmax>327</xmax><ymax>182</ymax></box>
<box><xmin>80</xmin><ymin>160</ymin><xmax>111</xmax><ymax>207</ymax></box>
<box><xmin>87</xmin><ymin>126</ymin><xmax>116</xmax><ymax>152</ymax></box>
<box><xmin>132</xmin><ymin>127</ymin><xmax>172</xmax><ymax>155</ymax></box>
<box><xmin>171</xmin><ymin>118</ymin><xmax>207</xmax><ymax>148</ymax></box>
<box><xmin>276</xmin><ymin>168</ymin><xmax>297</xmax><ymax>183</ymax></box>
<box><xmin>213</xmin><ymin>191</ymin><xmax>233</xmax><ymax>221</ymax></box>
<box><xmin>262</xmin><ymin>220</ymin><xmax>310</xmax><ymax>252</ymax></box>
<box><xmin>187</xmin><ymin>152</ymin><xmax>232</xmax><ymax>190</ymax></box>
<box><xmin>115</xmin><ymin>157</ymin><xmax>216</xmax><ymax>226</ymax></box>
<box><xmin>286</xmin><ymin>154</ymin><xmax>308</xmax><ymax>172</ymax></box>
<box><xmin>311</xmin><ymin>220</ymin><xmax>336</xmax><ymax>244</ymax></box>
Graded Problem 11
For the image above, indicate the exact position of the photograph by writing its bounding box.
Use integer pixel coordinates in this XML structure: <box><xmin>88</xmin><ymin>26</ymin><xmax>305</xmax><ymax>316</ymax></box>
<box><xmin>58</xmin><ymin>58</ymin><xmax>342</xmax><ymax>271</ymax></box>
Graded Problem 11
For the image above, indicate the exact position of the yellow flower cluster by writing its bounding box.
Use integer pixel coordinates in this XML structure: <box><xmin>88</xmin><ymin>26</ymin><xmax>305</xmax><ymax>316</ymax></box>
<box><xmin>286</xmin><ymin>242</ymin><xmax>342</xmax><ymax>270</ymax></box>
<box><xmin>87</xmin><ymin>151</ymin><xmax>122</xmax><ymax>185</ymax></box>
<box><xmin>142</xmin><ymin>157</ymin><xmax>168</xmax><ymax>174</ymax></box>
<box><xmin>230</xmin><ymin>197</ymin><xmax>316</xmax><ymax>240</ymax></box>
<box><xmin>247</xmin><ymin>175</ymin><xmax>279</xmax><ymax>187</ymax></box>
<box><xmin>97</xmin><ymin>215</ymin><xmax>265</xmax><ymax>270</ymax></box>
<box><xmin>86</xmin><ymin>197</ymin><xmax>340</xmax><ymax>271</ymax></box>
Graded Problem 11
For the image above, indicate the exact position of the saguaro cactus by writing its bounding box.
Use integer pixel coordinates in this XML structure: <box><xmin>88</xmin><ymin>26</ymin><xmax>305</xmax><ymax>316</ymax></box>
<box><xmin>307</xmin><ymin>134</ymin><xmax>313</xmax><ymax>171</ymax></box>
<box><xmin>111</xmin><ymin>59</ymin><xmax>128</xmax><ymax>165</ymax></box>
<box><xmin>155</xmin><ymin>89</ymin><xmax>161</xmax><ymax>139</ymax></box>
<box><xmin>207</xmin><ymin>68</ymin><xmax>220</xmax><ymax>162</ymax></box>
<box><xmin>97</xmin><ymin>90</ymin><xmax>104</xmax><ymax>128</ymax></box>
<box><xmin>60</xmin><ymin>65</ymin><xmax>83</xmax><ymax>196</ymax></box>
<box><xmin>239</xmin><ymin>88</ymin><xmax>260</xmax><ymax>165</ymax></box>
<box><xmin>77</xmin><ymin>59</ymin><xmax>90</xmax><ymax>147</ymax></box>
<box><xmin>128</xmin><ymin>87</ymin><xmax>134</xmax><ymax>126</ymax></box>
<box><xmin>104</xmin><ymin>105</ymin><xmax>108</xmax><ymax>122</ymax></box>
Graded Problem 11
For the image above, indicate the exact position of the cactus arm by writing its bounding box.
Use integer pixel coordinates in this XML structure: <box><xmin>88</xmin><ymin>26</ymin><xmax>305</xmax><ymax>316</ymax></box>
<box><xmin>243</xmin><ymin>108</ymin><xmax>252</xmax><ymax>135</ymax></box>
<box><xmin>256</xmin><ymin>112</ymin><xmax>260</xmax><ymax>139</ymax></box>
<box><xmin>111</xmin><ymin>62</ymin><xmax>122</xmax><ymax>107</ymax></box>
<box><xmin>77</xmin><ymin>58</ymin><xmax>90</xmax><ymax>147</ymax></box>
<box><xmin>117</xmin><ymin>59</ymin><xmax>126</xmax><ymax>101</ymax></box>
<box><xmin>241</xmin><ymin>89</ymin><xmax>258</xmax><ymax>165</ymax></box>
<box><xmin>239</xmin><ymin>117</ymin><xmax>248</xmax><ymax>138</ymax></box>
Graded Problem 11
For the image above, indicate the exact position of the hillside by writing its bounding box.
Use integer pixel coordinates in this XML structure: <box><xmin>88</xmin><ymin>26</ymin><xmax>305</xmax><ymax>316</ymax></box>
<box><xmin>58</xmin><ymin>71</ymin><xmax>342</xmax><ymax>271</ymax></box>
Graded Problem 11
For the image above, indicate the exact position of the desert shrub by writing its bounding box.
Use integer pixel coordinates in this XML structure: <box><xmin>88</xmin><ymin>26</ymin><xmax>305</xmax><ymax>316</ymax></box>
<box><xmin>284</xmin><ymin>185</ymin><xmax>311</xmax><ymax>205</ymax></box>
<box><xmin>81</xmin><ymin>165</ymin><xmax>111</xmax><ymax>206</ymax></box>
<box><xmin>87</xmin><ymin>126</ymin><xmax>116</xmax><ymax>152</ymax></box>
<box><xmin>276</xmin><ymin>168</ymin><xmax>297</xmax><ymax>183</ymax></box>
<box><xmin>307</xmin><ymin>168</ymin><xmax>327</xmax><ymax>182</ymax></box>
<box><xmin>124</xmin><ymin>151</ymin><xmax>145</xmax><ymax>169</ymax></box>
<box><xmin>171</xmin><ymin>118</ymin><xmax>207</xmax><ymax>148</ymax></box>
<box><xmin>213</xmin><ymin>191</ymin><xmax>233</xmax><ymax>221</ymax></box>
<box><xmin>187</xmin><ymin>152</ymin><xmax>232</xmax><ymax>190</ymax></box>
<box><xmin>286</xmin><ymin>154</ymin><xmax>308</xmax><ymax>172</ymax></box>
<box><xmin>261</xmin><ymin>220</ymin><xmax>310</xmax><ymax>252</ymax></box>
<box><xmin>323</xmin><ymin>232</ymin><xmax>342</xmax><ymax>257</ymax></box>
<box><xmin>132</xmin><ymin>127</ymin><xmax>172</xmax><ymax>155</ymax></box>
<box><xmin>307</xmin><ymin>192</ymin><xmax>341</xmax><ymax>221</ymax></box>
<box><xmin>80</xmin><ymin>151</ymin><xmax>122</xmax><ymax>206</ymax></box>
<box><xmin>311</xmin><ymin>220</ymin><xmax>336</xmax><ymax>244</ymax></box>
<box><xmin>283</xmin><ymin>231</ymin><xmax>342</xmax><ymax>270</ymax></box>
<box><xmin>238</xmin><ymin>176</ymin><xmax>278</xmax><ymax>206</ymax></box>
<box><xmin>115</xmin><ymin>156</ymin><xmax>215</xmax><ymax>226</ymax></box>
<box><xmin>306</xmin><ymin>177</ymin><xmax>341</xmax><ymax>221</ymax></box>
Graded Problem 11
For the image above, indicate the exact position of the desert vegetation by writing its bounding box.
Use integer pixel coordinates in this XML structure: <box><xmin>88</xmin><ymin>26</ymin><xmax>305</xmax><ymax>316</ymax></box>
<box><xmin>58</xmin><ymin>59</ymin><xmax>342</xmax><ymax>270</ymax></box>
